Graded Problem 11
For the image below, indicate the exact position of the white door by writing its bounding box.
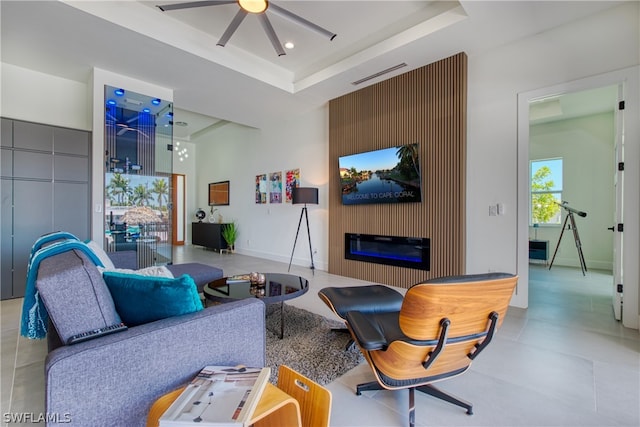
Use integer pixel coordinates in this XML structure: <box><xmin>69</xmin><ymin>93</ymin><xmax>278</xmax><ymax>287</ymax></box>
<box><xmin>518</xmin><ymin>67</ymin><xmax>639</xmax><ymax>329</ymax></box>
<box><xmin>172</xmin><ymin>174</ymin><xmax>186</xmax><ymax>245</ymax></box>
<box><xmin>611</xmin><ymin>85</ymin><xmax>624</xmax><ymax>320</ymax></box>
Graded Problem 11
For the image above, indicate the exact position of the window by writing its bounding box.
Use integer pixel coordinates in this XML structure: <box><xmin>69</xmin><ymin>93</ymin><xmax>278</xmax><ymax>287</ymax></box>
<box><xmin>530</xmin><ymin>158</ymin><xmax>562</xmax><ymax>225</ymax></box>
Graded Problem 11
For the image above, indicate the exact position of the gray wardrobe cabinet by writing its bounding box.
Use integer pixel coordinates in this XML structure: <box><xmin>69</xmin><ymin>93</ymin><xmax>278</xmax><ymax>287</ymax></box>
<box><xmin>1</xmin><ymin>118</ymin><xmax>91</xmax><ymax>299</ymax></box>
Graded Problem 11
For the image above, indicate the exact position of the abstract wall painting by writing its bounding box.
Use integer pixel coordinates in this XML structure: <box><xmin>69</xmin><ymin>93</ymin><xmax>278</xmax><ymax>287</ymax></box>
<box><xmin>269</xmin><ymin>171</ymin><xmax>282</xmax><ymax>203</ymax></box>
<box><xmin>255</xmin><ymin>174</ymin><xmax>267</xmax><ymax>204</ymax></box>
<box><xmin>285</xmin><ymin>169</ymin><xmax>300</xmax><ymax>203</ymax></box>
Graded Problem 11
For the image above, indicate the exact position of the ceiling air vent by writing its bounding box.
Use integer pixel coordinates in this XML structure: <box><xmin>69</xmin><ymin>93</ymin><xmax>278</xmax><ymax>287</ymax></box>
<box><xmin>124</xmin><ymin>98</ymin><xmax>143</xmax><ymax>106</ymax></box>
<box><xmin>351</xmin><ymin>63</ymin><xmax>408</xmax><ymax>86</ymax></box>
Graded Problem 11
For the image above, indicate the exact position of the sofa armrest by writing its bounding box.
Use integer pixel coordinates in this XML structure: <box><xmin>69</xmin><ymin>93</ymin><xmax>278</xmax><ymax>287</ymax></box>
<box><xmin>44</xmin><ymin>299</ymin><xmax>266</xmax><ymax>427</ymax></box>
<box><xmin>106</xmin><ymin>250</ymin><xmax>138</xmax><ymax>269</ymax></box>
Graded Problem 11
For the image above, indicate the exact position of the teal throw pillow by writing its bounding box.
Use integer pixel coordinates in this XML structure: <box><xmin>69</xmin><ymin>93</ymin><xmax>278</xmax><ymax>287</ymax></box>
<box><xmin>103</xmin><ymin>272</ymin><xmax>203</xmax><ymax>327</ymax></box>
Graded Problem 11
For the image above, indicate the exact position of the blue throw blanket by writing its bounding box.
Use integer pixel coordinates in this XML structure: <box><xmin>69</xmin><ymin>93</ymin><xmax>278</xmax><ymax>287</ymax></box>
<box><xmin>28</xmin><ymin>231</ymin><xmax>80</xmax><ymax>261</ymax></box>
<box><xmin>20</xmin><ymin>238</ymin><xmax>104</xmax><ymax>339</ymax></box>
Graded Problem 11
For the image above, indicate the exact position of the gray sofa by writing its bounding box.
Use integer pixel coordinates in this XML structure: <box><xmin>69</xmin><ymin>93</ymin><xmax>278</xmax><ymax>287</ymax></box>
<box><xmin>36</xmin><ymin>248</ymin><xmax>266</xmax><ymax>427</ymax></box>
<box><xmin>106</xmin><ymin>249</ymin><xmax>224</xmax><ymax>293</ymax></box>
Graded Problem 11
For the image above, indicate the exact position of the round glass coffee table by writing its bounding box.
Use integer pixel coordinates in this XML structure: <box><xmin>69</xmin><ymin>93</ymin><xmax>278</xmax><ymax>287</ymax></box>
<box><xmin>203</xmin><ymin>273</ymin><xmax>309</xmax><ymax>339</ymax></box>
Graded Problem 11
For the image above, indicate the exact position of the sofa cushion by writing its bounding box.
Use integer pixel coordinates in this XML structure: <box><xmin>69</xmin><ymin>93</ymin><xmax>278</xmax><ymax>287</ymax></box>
<box><xmin>35</xmin><ymin>250</ymin><xmax>122</xmax><ymax>344</ymax></box>
<box><xmin>99</xmin><ymin>265</ymin><xmax>174</xmax><ymax>278</ymax></box>
<box><xmin>103</xmin><ymin>272</ymin><xmax>203</xmax><ymax>327</ymax></box>
<box><xmin>165</xmin><ymin>263</ymin><xmax>224</xmax><ymax>293</ymax></box>
<box><xmin>106</xmin><ymin>249</ymin><xmax>138</xmax><ymax>270</ymax></box>
<box><xmin>85</xmin><ymin>240</ymin><xmax>116</xmax><ymax>270</ymax></box>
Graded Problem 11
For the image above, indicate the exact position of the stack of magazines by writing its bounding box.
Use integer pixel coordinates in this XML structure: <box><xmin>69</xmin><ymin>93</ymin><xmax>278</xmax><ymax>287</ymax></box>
<box><xmin>159</xmin><ymin>365</ymin><xmax>270</xmax><ymax>427</ymax></box>
<box><xmin>226</xmin><ymin>274</ymin><xmax>251</xmax><ymax>284</ymax></box>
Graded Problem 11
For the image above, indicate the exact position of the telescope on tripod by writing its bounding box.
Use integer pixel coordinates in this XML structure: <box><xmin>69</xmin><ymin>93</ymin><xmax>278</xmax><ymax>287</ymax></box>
<box><xmin>548</xmin><ymin>201</ymin><xmax>588</xmax><ymax>275</ymax></box>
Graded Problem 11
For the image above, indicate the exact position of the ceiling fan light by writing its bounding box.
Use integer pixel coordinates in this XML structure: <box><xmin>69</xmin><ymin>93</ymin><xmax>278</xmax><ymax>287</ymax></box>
<box><xmin>238</xmin><ymin>0</ymin><xmax>268</xmax><ymax>14</ymax></box>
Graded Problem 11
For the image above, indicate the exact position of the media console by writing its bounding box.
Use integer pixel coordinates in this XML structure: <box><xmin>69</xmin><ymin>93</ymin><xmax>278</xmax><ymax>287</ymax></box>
<box><xmin>529</xmin><ymin>239</ymin><xmax>549</xmax><ymax>264</ymax></box>
<box><xmin>192</xmin><ymin>222</ymin><xmax>229</xmax><ymax>252</ymax></box>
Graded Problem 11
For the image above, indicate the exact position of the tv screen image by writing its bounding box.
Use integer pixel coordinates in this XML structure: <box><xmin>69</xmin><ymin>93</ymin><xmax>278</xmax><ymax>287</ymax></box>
<box><xmin>339</xmin><ymin>143</ymin><xmax>422</xmax><ymax>205</ymax></box>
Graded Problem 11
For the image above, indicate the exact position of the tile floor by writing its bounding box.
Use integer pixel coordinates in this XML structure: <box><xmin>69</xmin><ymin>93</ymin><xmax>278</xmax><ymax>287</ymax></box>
<box><xmin>1</xmin><ymin>245</ymin><xmax>639</xmax><ymax>426</ymax></box>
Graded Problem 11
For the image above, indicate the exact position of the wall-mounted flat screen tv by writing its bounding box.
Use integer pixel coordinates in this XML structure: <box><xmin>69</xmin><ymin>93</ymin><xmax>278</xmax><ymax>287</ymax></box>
<box><xmin>339</xmin><ymin>143</ymin><xmax>422</xmax><ymax>205</ymax></box>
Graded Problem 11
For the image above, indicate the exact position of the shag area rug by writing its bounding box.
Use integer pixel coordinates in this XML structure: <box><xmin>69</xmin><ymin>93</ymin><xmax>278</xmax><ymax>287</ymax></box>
<box><xmin>265</xmin><ymin>303</ymin><xmax>364</xmax><ymax>385</ymax></box>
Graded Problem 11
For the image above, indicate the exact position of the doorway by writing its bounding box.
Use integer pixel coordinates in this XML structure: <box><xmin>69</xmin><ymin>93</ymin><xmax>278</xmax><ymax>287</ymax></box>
<box><xmin>527</xmin><ymin>85</ymin><xmax>618</xmax><ymax>313</ymax></box>
<box><xmin>517</xmin><ymin>66</ymin><xmax>640</xmax><ymax>330</ymax></box>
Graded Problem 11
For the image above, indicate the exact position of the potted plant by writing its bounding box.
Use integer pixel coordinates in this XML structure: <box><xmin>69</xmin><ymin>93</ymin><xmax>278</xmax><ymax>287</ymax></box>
<box><xmin>221</xmin><ymin>221</ymin><xmax>238</xmax><ymax>253</ymax></box>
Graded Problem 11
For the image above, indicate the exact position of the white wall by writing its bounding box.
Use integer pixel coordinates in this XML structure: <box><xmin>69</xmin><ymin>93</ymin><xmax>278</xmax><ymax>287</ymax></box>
<box><xmin>2</xmin><ymin>2</ymin><xmax>638</xmax><ymax>325</ymax></box>
<box><xmin>530</xmin><ymin>112</ymin><xmax>615</xmax><ymax>271</ymax></box>
<box><xmin>466</xmin><ymin>2</ymin><xmax>639</xmax><ymax>310</ymax></box>
<box><xmin>191</xmin><ymin>107</ymin><xmax>329</xmax><ymax>270</ymax></box>
<box><xmin>0</xmin><ymin>63</ymin><xmax>89</xmax><ymax>130</ymax></box>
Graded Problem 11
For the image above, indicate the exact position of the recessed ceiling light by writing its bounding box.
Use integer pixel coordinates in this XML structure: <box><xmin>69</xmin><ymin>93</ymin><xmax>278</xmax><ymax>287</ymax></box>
<box><xmin>284</xmin><ymin>41</ymin><xmax>294</xmax><ymax>49</ymax></box>
<box><xmin>175</xmin><ymin>121</ymin><xmax>188</xmax><ymax>127</ymax></box>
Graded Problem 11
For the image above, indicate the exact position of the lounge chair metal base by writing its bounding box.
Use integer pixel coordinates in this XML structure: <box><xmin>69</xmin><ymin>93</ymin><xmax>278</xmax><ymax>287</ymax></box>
<box><xmin>356</xmin><ymin>380</ymin><xmax>473</xmax><ymax>427</ymax></box>
<box><xmin>416</xmin><ymin>384</ymin><xmax>473</xmax><ymax>415</ymax></box>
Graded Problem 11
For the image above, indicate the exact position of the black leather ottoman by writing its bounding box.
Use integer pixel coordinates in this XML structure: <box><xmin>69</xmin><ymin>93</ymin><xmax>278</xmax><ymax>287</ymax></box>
<box><xmin>318</xmin><ymin>285</ymin><xmax>405</xmax><ymax>349</ymax></box>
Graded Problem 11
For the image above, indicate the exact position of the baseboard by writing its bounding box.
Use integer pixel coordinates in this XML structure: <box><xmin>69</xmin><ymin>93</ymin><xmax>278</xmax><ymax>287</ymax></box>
<box><xmin>236</xmin><ymin>248</ymin><xmax>328</xmax><ymax>272</ymax></box>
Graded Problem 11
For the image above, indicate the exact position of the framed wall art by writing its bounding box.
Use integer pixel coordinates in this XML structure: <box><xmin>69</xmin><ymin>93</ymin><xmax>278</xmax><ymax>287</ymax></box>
<box><xmin>285</xmin><ymin>169</ymin><xmax>300</xmax><ymax>203</ymax></box>
<box><xmin>208</xmin><ymin>180</ymin><xmax>230</xmax><ymax>206</ymax></box>
<box><xmin>269</xmin><ymin>171</ymin><xmax>282</xmax><ymax>203</ymax></box>
<box><xmin>255</xmin><ymin>174</ymin><xmax>267</xmax><ymax>204</ymax></box>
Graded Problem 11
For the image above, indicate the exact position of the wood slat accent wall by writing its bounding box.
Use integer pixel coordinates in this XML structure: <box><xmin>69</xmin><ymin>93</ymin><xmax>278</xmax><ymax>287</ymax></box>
<box><xmin>328</xmin><ymin>53</ymin><xmax>467</xmax><ymax>288</ymax></box>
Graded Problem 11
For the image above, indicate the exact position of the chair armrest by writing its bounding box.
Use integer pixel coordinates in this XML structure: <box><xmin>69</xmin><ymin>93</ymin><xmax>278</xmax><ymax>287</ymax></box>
<box><xmin>346</xmin><ymin>310</ymin><xmax>392</xmax><ymax>351</ymax></box>
<box><xmin>347</xmin><ymin>310</ymin><xmax>440</xmax><ymax>353</ymax></box>
<box><xmin>44</xmin><ymin>299</ymin><xmax>266</xmax><ymax>427</ymax></box>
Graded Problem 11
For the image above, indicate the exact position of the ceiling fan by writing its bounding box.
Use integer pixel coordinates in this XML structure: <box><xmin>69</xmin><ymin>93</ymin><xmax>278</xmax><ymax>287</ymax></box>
<box><xmin>106</xmin><ymin>113</ymin><xmax>149</xmax><ymax>137</ymax></box>
<box><xmin>116</xmin><ymin>124</ymin><xmax>149</xmax><ymax>138</ymax></box>
<box><xmin>157</xmin><ymin>0</ymin><xmax>336</xmax><ymax>56</ymax></box>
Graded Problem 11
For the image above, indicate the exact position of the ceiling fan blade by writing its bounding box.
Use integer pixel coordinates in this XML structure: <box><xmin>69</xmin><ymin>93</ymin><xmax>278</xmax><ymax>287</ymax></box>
<box><xmin>217</xmin><ymin>9</ymin><xmax>248</xmax><ymax>47</ymax></box>
<box><xmin>127</xmin><ymin>115</ymin><xmax>139</xmax><ymax>124</ymax></box>
<box><xmin>258</xmin><ymin>14</ymin><xmax>285</xmax><ymax>56</ymax></box>
<box><xmin>157</xmin><ymin>1</ymin><xmax>235</xmax><ymax>12</ymax></box>
<box><xmin>117</xmin><ymin>127</ymin><xmax>128</xmax><ymax>136</ymax></box>
<box><xmin>268</xmin><ymin>3</ymin><xmax>336</xmax><ymax>41</ymax></box>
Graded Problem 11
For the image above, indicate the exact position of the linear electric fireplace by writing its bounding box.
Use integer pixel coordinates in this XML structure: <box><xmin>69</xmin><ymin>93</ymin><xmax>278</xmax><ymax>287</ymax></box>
<box><xmin>345</xmin><ymin>233</ymin><xmax>430</xmax><ymax>270</ymax></box>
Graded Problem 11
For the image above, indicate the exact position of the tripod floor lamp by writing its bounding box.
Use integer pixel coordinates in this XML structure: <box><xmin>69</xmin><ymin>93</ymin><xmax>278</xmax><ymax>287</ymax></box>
<box><xmin>288</xmin><ymin>187</ymin><xmax>318</xmax><ymax>274</ymax></box>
